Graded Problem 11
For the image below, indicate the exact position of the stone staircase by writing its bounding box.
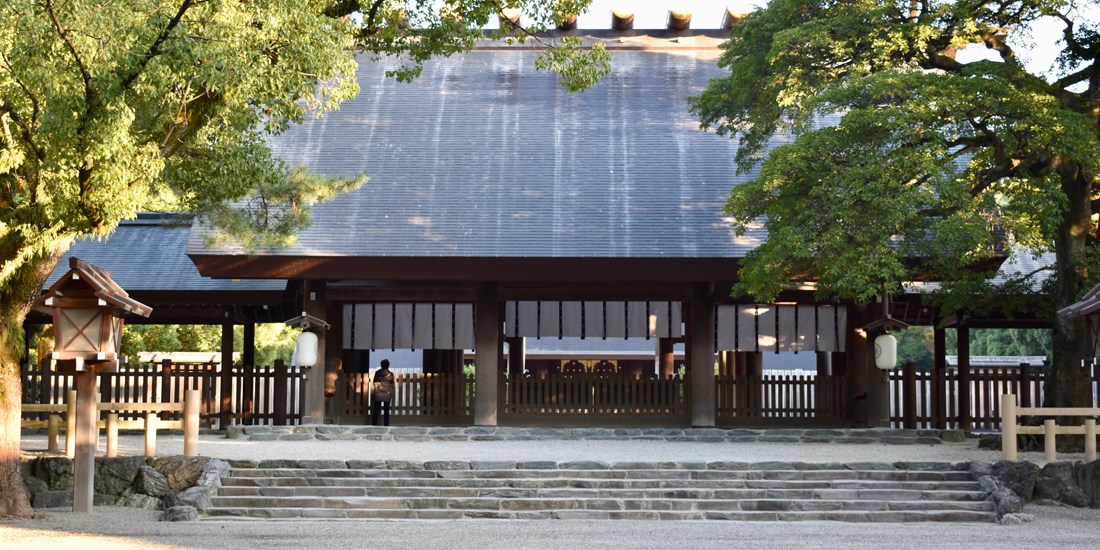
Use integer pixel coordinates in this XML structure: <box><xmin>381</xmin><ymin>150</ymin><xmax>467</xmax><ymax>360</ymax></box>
<box><xmin>203</xmin><ymin>460</ymin><xmax>995</xmax><ymax>522</ymax></box>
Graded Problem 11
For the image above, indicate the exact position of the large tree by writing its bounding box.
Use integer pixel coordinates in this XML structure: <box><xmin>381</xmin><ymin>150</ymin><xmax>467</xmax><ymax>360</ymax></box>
<box><xmin>0</xmin><ymin>0</ymin><xmax>606</xmax><ymax>517</ymax></box>
<box><xmin>690</xmin><ymin>0</ymin><xmax>1099</xmax><ymax>411</ymax></box>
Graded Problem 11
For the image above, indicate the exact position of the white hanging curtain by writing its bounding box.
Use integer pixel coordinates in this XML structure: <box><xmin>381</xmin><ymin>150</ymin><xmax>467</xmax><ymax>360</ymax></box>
<box><xmin>715</xmin><ymin>304</ymin><xmax>847</xmax><ymax>353</ymax></box>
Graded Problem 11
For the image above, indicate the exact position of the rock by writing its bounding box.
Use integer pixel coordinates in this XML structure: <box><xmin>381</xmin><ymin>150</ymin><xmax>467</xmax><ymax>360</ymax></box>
<box><xmin>1033</xmin><ymin>475</ymin><xmax>1066</xmax><ymax>501</ymax></box>
<box><xmin>939</xmin><ymin>429</ymin><xmax>967</xmax><ymax>443</ymax></box>
<box><xmin>969</xmin><ymin>461</ymin><xmax>993</xmax><ymax>477</ymax></box>
<box><xmin>33</xmin><ymin>490</ymin><xmax>73</xmax><ymax>509</ymax></box>
<box><xmin>978</xmin><ymin>475</ymin><xmax>1001</xmax><ymax>493</ymax></box>
<box><xmin>1041</xmin><ymin>462</ymin><xmax>1076</xmax><ymax>488</ymax></box>
<box><xmin>347</xmin><ymin>460</ymin><xmax>386</xmax><ymax>470</ymax></box>
<box><xmin>163</xmin><ymin>489</ymin><xmax>181</xmax><ymax>508</ymax></box>
<box><xmin>1000</xmin><ymin>513</ymin><xmax>1036</xmax><ymax>525</ymax></box>
<box><xmin>424</xmin><ymin>461</ymin><xmax>470</xmax><ymax>470</ymax></box>
<box><xmin>298</xmin><ymin>459</ymin><xmax>346</xmax><ymax>470</ymax></box>
<box><xmin>161</xmin><ymin>505</ymin><xmax>198</xmax><ymax>522</ymax></box>
<box><xmin>228</xmin><ymin>459</ymin><xmax>259</xmax><ymax>468</ymax></box>
<box><xmin>151</xmin><ymin>456</ymin><xmax>211</xmax><ymax>490</ymax></box>
<box><xmin>195</xmin><ymin>459</ymin><xmax>229</xmax><ymax>489</ymax></box>
<box><xmin>257</xmin><ymin>459</ymin><xmax>299</xmax><ymax>469</ymax></box>
<box><xmin>1076</xmin><ymin>460</ymin><xmax>1100</xmax><ymax>507</ymax></box>
<box><xmin>23</xmin><ymin>475</ymin><xmax>49</xmax><ymax>498</ymax></box>
<box><xmin>134</xmin><ymin>466</ymin><xmax>169</xmax><ymax>497</ymax></box>
<box><xmin>35</xmin><ymin>457</ymin><xmax>73</xmax><ymax>490</ymax></box>
<box><xmin>1061</xmin><ymin>487</ymin><xmax>1091</xmax><ymax>508</ymax></box>
<box><xmin>385</xmin><ymin>460</ymin><xmax>424</xmax><ymax>471</ymax></box>
<box><xmin>991</xmin><ymin>487</ymin><xmax>1025</xmax><ymax>519</ymax></box>
<box><xmin>560</xmin><ymin>460</ymin><xmax>610</xmax><ymax>470</ymax></box>
<box><xmin>225</xmin><ymin>425</ymin><xmax>247</xmax><ymax>439</ymax></box>
<box><xmin>94</xmin><ymin>457</ymin><xmax>145</xmax><ymax>496</ymax></box>
<box><xmin>994</xmin><ymin>461</ymin><xmax>1040</xmax><ymax>501</ymax></box>
<box><xmin>174</xmin><ymin>486</ymin><xmax>211</xmax><ymax>511</ymax></box>
<box><xmin>118</xmin><ymin>492</ymin><xmax>160</xmax><ymax>510</ymax></box>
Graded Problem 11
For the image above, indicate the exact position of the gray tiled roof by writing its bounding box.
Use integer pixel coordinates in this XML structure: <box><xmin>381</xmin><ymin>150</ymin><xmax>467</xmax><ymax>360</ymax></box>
<box><xmin>47</xmin><ymin>214</ymin><xmax>286</xmax><ymax>292</ymax></box>
<box><xmin>187</xmin><ymin>48</ymin><xmax>770</xmax><ymax>259</ymax></box>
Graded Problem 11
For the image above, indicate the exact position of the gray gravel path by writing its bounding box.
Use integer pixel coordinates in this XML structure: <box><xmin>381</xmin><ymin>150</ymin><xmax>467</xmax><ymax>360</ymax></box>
<box><xmin>3</xmin><ymin>505</ymin><xmax>1100</xmax><ymax>549</ymax></box>
<box><xmin>19</xmin><ymin>433</ymin><xmax>1083</xmax><ymax>465</ymax></box>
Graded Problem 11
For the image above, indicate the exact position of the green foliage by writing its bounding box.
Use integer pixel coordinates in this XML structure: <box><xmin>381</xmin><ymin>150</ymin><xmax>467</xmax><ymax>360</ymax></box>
<box><xmin>120</xmin><ymin>323</ymin><xmax>301</xmax><ymax>366</ymax></box>
<box><xmin>894</xmin><ymin>327</ymin><xmax>1051</xmax><ymax>369</ymax></box>
<box><xmin>689</xmin><ymin>0</ymin><xmax>1100</xmax><ymax>308</ymax></box>
<box><xmin>895</xmin><ymin>327</ymin><xmax>935</xmax><ymax>370</ymax></box>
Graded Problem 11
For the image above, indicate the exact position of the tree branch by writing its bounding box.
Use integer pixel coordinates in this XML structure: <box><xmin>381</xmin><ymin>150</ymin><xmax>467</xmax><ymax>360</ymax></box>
<box><xmin>118</xmin><ymin>0</ymin><xmax>194</xmax><ymax>91</ymax></box>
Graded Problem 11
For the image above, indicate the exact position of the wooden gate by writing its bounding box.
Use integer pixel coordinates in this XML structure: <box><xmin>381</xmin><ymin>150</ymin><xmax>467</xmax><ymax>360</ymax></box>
<box><xmin>500</xmin><ymin>374</ymin><xmax>689</xmax><ymax>427</ymax></box>
<box><xmin>715</xmin><ymin>374</ymin><xmax>847</xmax><ymax>427</ymax></box>
<box><xmin>334</xmin><ymin>372</ymin><xmax>474</xmax><ymax>425</ymax></box>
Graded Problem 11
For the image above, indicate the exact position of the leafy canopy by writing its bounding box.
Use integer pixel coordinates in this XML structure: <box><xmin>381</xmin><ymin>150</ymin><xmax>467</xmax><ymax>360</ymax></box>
<box><xmin>689</xmin><ymin>0</ymin><xmax>1100</xmax><ymax>307</ymax></box>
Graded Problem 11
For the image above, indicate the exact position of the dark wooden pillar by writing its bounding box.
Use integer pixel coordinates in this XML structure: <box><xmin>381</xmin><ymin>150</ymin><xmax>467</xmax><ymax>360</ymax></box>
<box><xmin>690</xmin><ymin>282</ymin><xmax>715</xmax><ymax>427</ymax></box>
<box><xmin>324</xmin><ymin>303</ymin><xmax>343</xmax><ymax>424</ymax></box>
<box><xmin>957</xmin><ymin>324</ymin><xmax>971</xmax><ymax>433</ymax></box>
<box><xmin>933</xmin><ymin>326</ymin><xmax>946</xmax><ymax>429</ymax></box>
<box><xmin>746</xmin><ymin>352</ymin><xmax>763</xmax><ymax>376</ymax></box>
<box><xmin>242</xmin><ymin>315</ymin><xmax>256</xmax><ymax>367</ymax></box>
<box><xmin>302</xmin><ymin>280</ymin><xmax>327</xmax><ymax>425</ymax></box>
<box><xmin>474</xmin><ymin>282</ymin><xmax>500</xmax><ymax>426</ymax></box>
<box><xmin>506</xmin><ymin>337</ymin><xmax>525</xmax><ymax>379</ymax></box>
<box><xmin>903</xmin><ymin>361</ymin><xmax>917</xmax><ymax>429</ymax></box>
<box><xmin>816</xmin><ymin>352</ymin><xmax>832</xmax><ymax>376</ymax></box>
<box><xmin>220</xmin><ymin>307</ymin><xmax>234</xmax><ymax>429</ymax></box>
<box><xmin>845</xmin><ymin>305</ymin><xmax>869</xmax><ymax>427</ymax></box>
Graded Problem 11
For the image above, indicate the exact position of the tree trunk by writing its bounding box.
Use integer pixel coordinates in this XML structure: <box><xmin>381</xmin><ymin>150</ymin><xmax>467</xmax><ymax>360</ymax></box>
<box><xmin>1047</xmin><ymin>166</ymin><xmax>1093</xmax><ymax>409</ymax></box>
<box><xmin>0</xmin><ymin>237</ymin><xmax>69</xmax><ymax>517</ymax></box>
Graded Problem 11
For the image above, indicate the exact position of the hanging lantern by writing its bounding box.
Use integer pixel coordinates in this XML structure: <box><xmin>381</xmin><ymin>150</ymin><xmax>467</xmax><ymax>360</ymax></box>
<box><xmin>874</xmin><ymin>333</ymin><xmax>897</xmax><ymax>370</ymax></box>
<box><xmin>295</xmin><ymin>331</ymin><xmax>319</xmax><ymax>367</ymax></box>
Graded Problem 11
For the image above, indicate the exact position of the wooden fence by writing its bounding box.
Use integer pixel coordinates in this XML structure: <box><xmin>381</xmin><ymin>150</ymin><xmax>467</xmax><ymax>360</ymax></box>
<box><xmin>716</xmin><ymin>374</ymin><xmax>847</xmax><ymax>422</ymax></box>
<box><xmin>887</xmin><ymin>363</ymin><xmax>1100</xmax><ymax>431</ymax></box>
<box><xmin>335</xmin><ymin>372</ymin><xmax>474</xmax><ymax>424</ymax></box>
<box><xmin>20</xmin><ymin>359</ymin><xmax>304</xmax><ymax>428</ymax></box>
<box><xmin>503</xmin><ymin>374</ymin><xmax>687</xmax><ymax>416</ymax></box>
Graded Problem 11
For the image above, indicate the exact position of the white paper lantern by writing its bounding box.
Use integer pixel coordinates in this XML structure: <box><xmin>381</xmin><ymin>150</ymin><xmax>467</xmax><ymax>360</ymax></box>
<box><xmin>295</xmin><ymin>331</ymin><xmax>319</xmax><ymax>367</ymax></box>
<box><xmin>874</xmin><ymin>333</ymin><xmax>897</xmax><ymax>370</ymax></box>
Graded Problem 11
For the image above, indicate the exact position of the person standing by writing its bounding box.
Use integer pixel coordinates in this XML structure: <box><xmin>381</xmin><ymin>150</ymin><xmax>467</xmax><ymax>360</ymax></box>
<box><xmin>371</xmin><ymin>359</ymin><xmax>395</xmax><ymax>426</ymax></box>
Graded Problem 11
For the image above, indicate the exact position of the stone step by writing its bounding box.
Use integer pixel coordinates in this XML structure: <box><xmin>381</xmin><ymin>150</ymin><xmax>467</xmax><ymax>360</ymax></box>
<box><xmin>225</xmin><ymin>468</ymin><xmax>975</xmax><ymax>483</ymax></box>
<box><xmin>208</xmin><ymin>494</ymin><xmax>993</xmax><ymax>513</ymax></box>
<box><xmin>214</xmin><ymin>485</ymin><xmax>987</xmax><ymax>502</ymax></box>
<box><xmin>202</xmin><ymin>507</ymin><xmax>996</xmax><ymax>522</ymax></box>
<box><xmin>219</xmin><ymin>476</ymin><xmax>979</xmax><ymax>493</ymax></box>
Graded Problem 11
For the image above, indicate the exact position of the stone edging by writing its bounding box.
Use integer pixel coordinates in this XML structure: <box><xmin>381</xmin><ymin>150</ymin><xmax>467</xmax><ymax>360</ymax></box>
<box><xmin>226</xmin><ymin>425</ymin><xmax>965</xmax><ymax>445</ymax></box>
<box><xmin>223</xmin><ymin>458</ymin><xmax>972</xmax><ymax>472</ymax></box>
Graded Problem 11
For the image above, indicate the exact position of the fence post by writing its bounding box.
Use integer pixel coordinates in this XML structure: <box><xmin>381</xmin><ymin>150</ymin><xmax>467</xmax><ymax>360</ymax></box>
<box><xmin>1086</xmin><ymin>419</ymin><xmax>1097</xmax><ymax>463</ymax></box>
<box><xmin>903</xmin><ymin>362</ymin><xmax>917</xmax><ymax>429</ymax></box>
<box><xmin>106</xmin><ymin>412</ymin><xmax>118</xmax><ymax>457</ymax></box>
<box><xmin>1001</xmin><ymin>393</ymin><xmax>1016</xmax><ymax>461</ymax></box>
<box><xmin>1044</xmin><ymin>419</ymin><xmax>1057</xmax><ymax>462</ymax></box>
<box><xmin>273</xmin><ymin>359</ymin><xmax>288</xmax><ymax>426</ymax></box>
<box><xmin>47</xmin><ymin>414</ymin><xmax>59</xmax><ymax>452</ymax></box>
<box><xmin>184</xmin><ymin>389</ymin><xmax>200</xmax><ymax>457</ymax></box>
<box><xmin>145</xmin><ymin>412</ymin><xmax>157</xmax><ymax>458</ymax></box>
<box><xmin>65</xmin><ymin>390</ymin><xmax>77</xmax><ymax>459</ymax></box>
<box><xmin>39</xmin><ymin>357</ymin><xmax>52</xmax><ymax>421</ymax></box>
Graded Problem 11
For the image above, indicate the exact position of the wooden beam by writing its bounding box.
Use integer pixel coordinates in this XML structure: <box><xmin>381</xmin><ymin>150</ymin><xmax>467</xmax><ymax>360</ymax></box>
<box><xmin>690</xmin><ymin>282</ymin><xmax>715</xmax><ymax>427</ymax></box>
<box><xmin>474</xmin><ymin>282</ymin><xmax>500</xmax><ymax>426</ymax></box>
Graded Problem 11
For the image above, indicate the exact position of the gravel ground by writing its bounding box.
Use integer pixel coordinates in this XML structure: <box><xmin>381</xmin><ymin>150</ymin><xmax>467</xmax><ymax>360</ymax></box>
<box><xmin>19</xmin><ymin>432</ymin><xmax>1084</xmax><ymax>465</ymax></box>
<box><xmin>3</xmin><ymin>505</ymin><xmax>1100</xmax><ymax>550</ymax></box>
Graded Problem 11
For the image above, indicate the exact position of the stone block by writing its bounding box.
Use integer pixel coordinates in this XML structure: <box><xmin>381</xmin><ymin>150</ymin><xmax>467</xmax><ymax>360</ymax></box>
<box><xmin>517</xmin><ymin>460</ymin><xmax>558</xmax><ymax>470</ymax></box>
<box><xmin>1041</xmin><ymin>462</ymin><xmax>1076</xmax><ymax>488</ymax></box>
<box><xmin>424</xmin><ymin>461</ymin><xmax>470</xmax><ymax>471</ymax></box>
<box><xmin>386</xmin><ymin>460</ymin><xmax>424</xmax><ymax>471</ymax></box>
<box><xmin>174</xmin><ymin>486</ymin><xmax>212</xmax><ymax>511</ymax></box>
<box><xmin>358</xmin><ymin>435</ymin><xmax>393</xmax><ymax>441</ymax></box>
<box><xmin>914</xmin><ymin>437</ymin><xmax>943</xmax><ymax>445</ymax></box>
<box><xmin>684</xmin><ymin>428</ymin><xmax>726</xmax><ymax>437</ymax></box>
<box><xmin>22</xmin><ymin>475</ymin><xmax>48</xmax><ymax>499</ymax></box>
<box><xmin>1060</xmin><ymin>487</ymin><xmax>1090</xmax><ymax>508</ymax></box>
<box><xmin>707</xmin><ymin>461</ymin><xmax>750</xmax><ymax>471</ymax></box>
<box><xmin>939</xmin><ymin>429</ymin><xmax>967</xmax><ymax>442</ymax></box>
<box><xmin>835</xmin><ymin>437</ymin><xmax>875</xmax><ymax>444</ymax></box>
<box><xmin>880</xmin><ymin>437</ymin><xmax>916</xmax><ymax>446</ymax></box>
<box><xmin>528</xmin><ymin>428</ymin><xmax>571</xmax><ymax>437</ymax></box>
<box><xmin>161</xmin><ymin>505</ymin><xmax>198</xmax><ymax>522</ymax></box>
<box><xmin>249</xmin><ymin>433</ymin><xmax>281</xmax><ymax>441</ymax></box>
<box><xmin>35</xmin><ymin>457</ymin><xmax>72</xmax><ymax>490</ymax></box>
<box><xmin>613</xmin><ymin>429</ymin><xmax>642</xmax><ymax>437</ymax></box>
<box><xmin>471</xmin><ymin>460</ymin><xmax>516</xmax><ymax>470</ymax></box>
<box><xmin>1000</xmin><ymin>513</ymin><xmax>1036</xmax><ymax>525</ymax></box>
<box><xmin>278</xmin><ymin>433</ymin><xmax>314</xmax><ymax>441</ymax></box>
<box><xmin>314</xmin><ymin>426</ymin><xmax>351</xmax><ymax>434</ymax></box>
<box><xmin>316</xmin><ymin>434</ymin><xmax>359</xmax><ymax>441</ymax></box>
<box><xmin>347</xmin><ymin>460</ymin><xmax>386</xmax><ymax>470</ymax></box>
<box><xmin>572</xmin><ymin>428</ymin><xmax>614</xmax><ymax>438</ymax></box>
<box><xmin>804</xmin><ymin>429</ymin><xmax>845</xmax><ymax>436</ymax></box>
<box><xmin>791</xmin><ymin>462</ymin><xmax>845</xmax><ymax>471</ymax></box>
<box><xmin>427</xmin><ymin>427</ymin><xmax>460</xmax><ymax>435</ymax></box>
<box><xmin>677</xmin><ymin>460</ymin><xmax>708</xmax><ymax>470</ymax></box>
<box><xmin>761</xmin><ymin>429</ymin><xmax>805</xmax><ymax>436</ymax></box>
<box><xmin>560</xmin><ymin>460</ymin><xmax>610</xmax><ymax>470</ymax></box>
<box><xmin>118</xmin><ymin>492</ymin><xmax>160</xmax><ymax>510</ymax></box>
<box><xmin>844</xmin><ymin>462</ymin><xmax>894</xmax><ymax>471</ymax></box>
<box><xmin>434</xmin><ymin>435</ymin><xmax>470</xmax><ymax>441</ymax></box>
<box><xmin>893</xmin><ymin>462</ymin><xmax>953</xmax><ymax>471</ymax></box>
<box><xmin>225</xmin><ymin>425</ymin><xmax>247</xmax><ymax>439</ymax></box>
<box><xmin>726</xmin><ymin>436</ymin><xmax>759</xmax><ymax>443</ymax></box>
<box><xmin>33</xmin><ymin>490</ymin><xmax>73</xmax><ymax>508</ymax></box>
<box><xmin>270</xmin><ymin>426</ymin><xmax>294</xmax><ymax>434</ymax></box>
<box><xmin>228</xmin><ymin>459</ymin><xmax>259</xmax><ymax>468</ymax></box>
<box><xmin>390</xmin><ymin>427</ymin><xmax>429</xmax><ymax>435</ymax></box>
<box><xmin>991</xmin><ymin>487</ymin><xmax>1024</xmax><ymax>519</ymax></box>
<box><xmin>751</xmin><ymin>461</ymin><xmax>793</xmax><ymax>471</ymax></box>
<box><xmin>641</xmin><ymin>428</ymin><xmax>683</xmax><ymax>436</ymax></box>
<box><xmin>257</xmin><ymin>459</ymin><xmax>299</xmax><ymax>469</ymax></box>
<box><xmin>1076</xmin><ymin>460</ymin><xmax>1100</xmax><ymax>508</ymax></box>
<box><xmin>465</xmin><ymin>426</ymin><xmax>497</xmax><ymax>435</ymax></box>
<box><xmin>758</xmin><ymin>436</ymin><xmax>800</xmax><ymax>443</ymax></box>
<box><xmin>352</xmin><ymin>426</ymin><xmax>390</xmax><ymax>434</ymax></box>
<box><xmin>470</xmin><ymin>435</ymin><xmax>505</xmax><ymax>441</ymax></box>
<box><xmin>726</xmin><ymin>429</ymin><xmax>761</xmax><ymax>437</ymax></box>
<box><xmin>1034</xmin><ymin>476</ymin><xmax>1066</xmax><ymax>501</ymax></box>
<box><xmin>152</xmin><ymin>456</ymin><xmax>211</xmax><ymax>490</ymax></box>
<box><xmin>298</xmin><ymin>460</ymin><xmax>347</xmax><ymax>470</ymax></box>
<box><xmin>612</xmin><ymin>461</ymin><xmax>661</xmax><ymax>470</ymax></box>
<box><xmin>883</xmin><ymin>429</ymin><xmax>917</xmax><ymax>437</ymax></box>
<box><xmin>394</xmin><ymin>434</ymin><xmax>431</xmax><ymax>442</ymax></box>
<box><xmin>800</xmin><ymin>436</ymin><xmax>833</xmax><ymax>443</ymax></box>
<box><xmin>242</xmin><ymin>426</ymin><xmax>271</xmax><ymax>435</ymax></box>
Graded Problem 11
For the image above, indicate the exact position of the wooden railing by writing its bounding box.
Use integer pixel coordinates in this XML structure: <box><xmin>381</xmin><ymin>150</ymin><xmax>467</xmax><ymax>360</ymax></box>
<box><xmin>336</xmin><ymin>372</ymin><xmax>474</xmax><ymax>422</ymax></box>
<box><xmin>715</xmin><ymin>374</ymin><xmax>846</xmax><ymax>420</ymax></box>
<box><xmin>21</xmin><ymin>359</ymin><xmax>304</xmax><ymax>427</ymax></box>
<box><xmin>502</xmin><ymin>375</ymin><xmax>687</xmax><ymax>416</ymax></box>
<box><xmin>1001</xmin><ymin>394</ymin><xmax>1098</xmax><ymax>462</ymax></box>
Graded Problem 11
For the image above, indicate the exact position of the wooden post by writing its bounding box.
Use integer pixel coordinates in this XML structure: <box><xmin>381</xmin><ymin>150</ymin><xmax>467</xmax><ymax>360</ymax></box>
<box><xmin>1044</xmin><ymin>418</ymin><xmax>1057</xmax><ymax>462</ymax></box>
<box><xmin>816</xmin><ymin>352</ymin><xmax>832</xmax><ymax>376</ymax></box>
<box><xmin>1001</xmin><ymin>393</ymin><xmax>1016</xmax><ymax>461</ymax></box>
<box><xmin>273</xmin><ymin>359</ymin><xmax>288</xmax><ymax>426</ymax></box>
<box><xmin>106</xmin><ymin>412</ymin><xmax>118</xmax><ymax>457</ymax></box>
<box><xmin>958</xmin><ymin>325</ymin><xmax>972</xmax><ymax>433</ymax></box>
<box><xmin>302</xmin><ymin>280</ymin><xmax>327</xmax><ymax>424</ymax></box>
<box><xmin>65</xmin><ymin>390</ymin><xmax>76</xmax><ymax>459</ymax></box>
<box><xmin>144</xmin><ymin>412</ymin><xmax>157</xmax><ymax>457</ymax></box>
<box><xmin>220</xmin><ymin>308</ymin><xmax>234</xmax><ymax>429</ymax></box>
<box><xmin>933</xmin><ymin>326</ymin><xmax>946</xmax><ymax>429</ymax></box>
<box><xmin>1019</xmin><ymin>363</ymin><xmax>1032</xmax><ymax>408</ymax></box>
<box><xmin>184</xmin><ymin>389</ymin><xmax>200</xmax><ymax>457</ymax></box>
<box><xmin>47</xmin><ymin>414</ymin><xmax>59</xmax><ymax>452</ymax></box>
<box><xmin>690</xmin><ymin>282</ymin><xmax>716</xmax><ymax>427</ymax></box>
<box><xmin>474</xmin><ymin>282</ymin><xmax>500</xmax><ymax>426</ymax></box>
<box><xmin>658</xmin><ymin>338</ymin><xmax>675</xmax><ymax>379</ymax></box>
<box><xmin>73</xmin><ymin>371</ymin><xmax>97</xmax><ymax>513</ymax></box>
<box><xmin>903</xmin><ymin>361</ymin><xmax>917</xmax><ymax>429</ymax></box>
<box><xmin>845</xmin><ymin>306</ymin><xmax>869</xmax><ymax>427</ymax></box>
<box><xmin>1086</xmin><ymin>418</ymin><xmax>1097</xmax><ymax>463</ymax></box>
<box><xmin>242</xmin><ymin>317</ymin><xmax>256</xmax><ymax>368</ymax></box>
